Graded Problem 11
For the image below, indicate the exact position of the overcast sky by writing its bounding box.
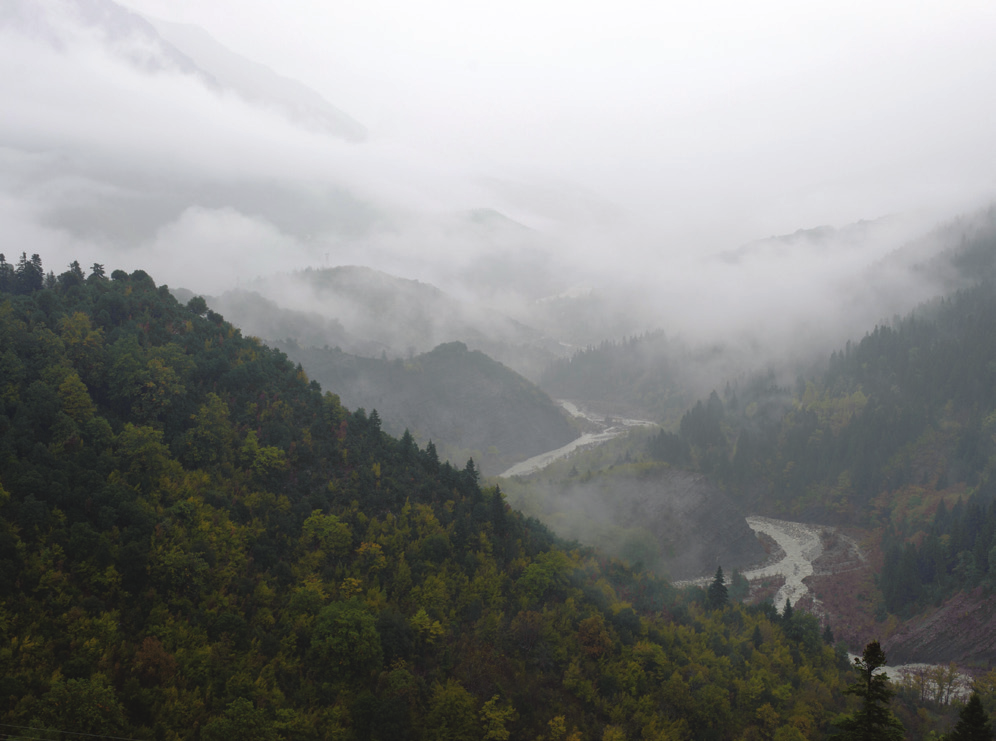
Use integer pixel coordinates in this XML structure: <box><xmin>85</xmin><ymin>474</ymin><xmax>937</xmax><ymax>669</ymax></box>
<box><xmin>114</xmin><ymin>0</ymin><xmax>996</xmax><ymax>248</ymax></box>
<box><xmin>2</xmin><ymin>0</ymin><xmax>995</xmax><ymax>351</ymax></box>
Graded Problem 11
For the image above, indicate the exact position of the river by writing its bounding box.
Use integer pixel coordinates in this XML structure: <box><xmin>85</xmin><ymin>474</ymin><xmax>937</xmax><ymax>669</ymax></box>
<box><xmin>742</xmin><ymin>516</ymin><xmax>825</xmax><ymax>612</ymax></box>
<box><xmin>733</xmin><ymin>518</ymin><xmax>971</xmax><ymax>695</ymax></box>
<box><xmin>500</xmin><ymin>409</ymin><xmax>975</xmax><ymax>693</ymax></box>
<box><xmin>499</xmin><ymin>400</ymin><xmax>657</xmax><ymax>478</ymax></box>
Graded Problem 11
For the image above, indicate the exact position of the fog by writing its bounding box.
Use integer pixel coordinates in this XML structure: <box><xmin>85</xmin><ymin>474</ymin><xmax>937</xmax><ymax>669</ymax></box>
<box><xmin>3</xmin><ymin>0</ymin><xmax>996</xmax><ymax>368</ymax></box>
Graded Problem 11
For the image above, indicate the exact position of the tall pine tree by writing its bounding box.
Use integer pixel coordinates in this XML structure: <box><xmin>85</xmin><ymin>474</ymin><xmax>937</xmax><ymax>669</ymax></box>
<box><xmin>948</xmin><ymin>693</ymin><xmax>994</xmax><ymax>741</ymax></box>
<box><xmin>833</xmin><ymin>640</ymin><xmax>904</xmax><ymax>741</ymax></box>
<box><xmin>707</xmin><ymin>565</ymin><xmax>728</xmax><ymax>609</ymax></box>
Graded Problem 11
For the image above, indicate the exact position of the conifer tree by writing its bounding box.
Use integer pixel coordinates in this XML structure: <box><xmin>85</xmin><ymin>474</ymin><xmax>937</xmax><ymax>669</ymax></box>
<box><xmin>823</xmin><ymin>623</ymin><xmax>836</xmax><ymax>645</ymax></box>
<box><xmin>948</xmin><ymin>693</ymin><xmax>994</xmax><ymax>741</ymax></box>
<box><xmin>0</xmin><ymin>253</ymin><xmax>11</xmax><ymax>292</ymax></box>
<box><xmin>833</xmin><ymin>640</ymin><xmax>904</xmax><ymax>741</ymax></box>
<box><xmin>707</xmin><ymin>565</ymin><xmax>728</xmax><ymax>609</ymax></box>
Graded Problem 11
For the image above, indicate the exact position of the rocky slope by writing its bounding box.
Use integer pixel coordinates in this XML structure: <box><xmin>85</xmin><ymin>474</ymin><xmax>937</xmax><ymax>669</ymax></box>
<box><xmin>883</xmin><ymin>588</ymin><xmax>996</xmax><ymax>666</ymax></box>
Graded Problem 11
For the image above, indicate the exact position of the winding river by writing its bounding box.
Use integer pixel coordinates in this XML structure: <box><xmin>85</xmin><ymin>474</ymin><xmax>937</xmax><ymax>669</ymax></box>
<box><xmin>500</xmin><ymin>405</ymin><xmax>973</xmax><ymax>690</ymax></box>
<box><xmin>499</xmin><ymin>400</ymin><xmax>656</xmax><ymax>478</ymax></box>
<box><xmin>741</xmin><ymin>516</ymin><xmax>825</xmax><ymax>611</ymax></box>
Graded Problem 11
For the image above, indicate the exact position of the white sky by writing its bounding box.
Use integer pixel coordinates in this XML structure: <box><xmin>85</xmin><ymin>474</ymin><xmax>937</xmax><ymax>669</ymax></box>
<box><xmin>115</xmin><ymin>0</ymin><xmax>996</xmax><ymax>248</ymax></box>
<box><xmin>3</xmin><ymin>0</ymin><xmax>996</xmax><ymax>345</ymax></box>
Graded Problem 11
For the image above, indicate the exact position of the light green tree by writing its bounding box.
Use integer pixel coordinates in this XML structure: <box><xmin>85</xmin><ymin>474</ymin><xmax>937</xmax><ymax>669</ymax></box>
<box><xmin>480</xmin><ymin>694</ymin><xmax>516</xmax><ymax>741</ymax></box>
<box><xmin>310</xmin><ymin>599</ymin><xmax>383</xmax><ymax>679</ymax></box>
<box><xmin>425</xmin><ymin>679</ymin><xmax>479</xmax><ymax>741</ymax></box>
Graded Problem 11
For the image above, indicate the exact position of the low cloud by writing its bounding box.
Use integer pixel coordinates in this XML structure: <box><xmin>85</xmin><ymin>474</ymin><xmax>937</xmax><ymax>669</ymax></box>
<box><xmin>1</xmin><ymin>0</ymin><xmax>994</xmax><ymax>379</ymax></box>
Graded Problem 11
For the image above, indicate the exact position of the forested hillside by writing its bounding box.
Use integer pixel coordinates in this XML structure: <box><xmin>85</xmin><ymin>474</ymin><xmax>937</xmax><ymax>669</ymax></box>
<box><xmin>0</xmin><ymin>255</ymin><xmax>871</xmax><ymax>740</ymax></box>
<box><xmin>539</xmin><ymin>332</ymin><xmax>690</xmax><ymax>420</ymax></box>
<box><xmin>649</xmin><ymin>280</ymin><xmax>996</xmax><ymax>521</ymax></box>
<box><xmin>502</xmin><ymin>462</ymin><xmax>765</xmax><ymax>580</ymax></box>
<box><xmin>641</xmin><ymin>272</ymin><xmax>996</xmax><ymax>663</ymax></box>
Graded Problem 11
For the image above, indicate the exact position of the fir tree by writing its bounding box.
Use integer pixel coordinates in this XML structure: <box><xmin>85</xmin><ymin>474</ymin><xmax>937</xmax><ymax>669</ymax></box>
<box><xmin>707</xmin><ymin>565</ymin><xmax>729</xmax><ymax>609</ymax></box>
<box><xmin>823</xmin><ymin>623</ymin><xmax>836</xmax><ymax>645</ymax></box>
<box><xmin>833</xmin><ymin>640</ymin><xmax>904</xmax><ymax>741</ymax></box>
<box><xmin>948</xmin><ymin>693</ymin><xmax>994</xmax><ymax>741</ymax></box>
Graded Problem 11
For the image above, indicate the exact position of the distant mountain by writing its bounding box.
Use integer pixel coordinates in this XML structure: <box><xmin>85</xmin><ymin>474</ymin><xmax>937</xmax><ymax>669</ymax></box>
<box><xmin>3</xmin><ymin>0</ymin><xmax>365</xmax><ymax>142</ymax></box>
<box><xmin>196</xmin><ymin>288</ymin><xmax>386</xmax><ymax>358</ymax></box>
<box><xmin>242</xmin><ymin>266</ymin><xmax>561</xmax><ymax>379</ymax></box>
<box><xmin>1</xmin><ymin>0</ymin><xmax>378</xmax><ymax>250</ymax></box>
<box><xmin>275</xmin><ymin>340</ymin><xmax>579</xmax><ymax>476</ymax></box>
<box><xmin>149</xmin><ymin>17</ymin><xmax>366</xmax><ymax>141</ymax></box>
<box><xmin>717</xmin><ymin>214</ymin><xmax>924</xmax><ymax>264</ymax></box>
<box><xmin>539</xmin><ymin>331</ymin><xmax>741</xmax><ymax>422</ymax></box>
<box><xmin>2</xmin><ymin>0</ymin><xmax>206</xmax><ymax>78</ymax></box>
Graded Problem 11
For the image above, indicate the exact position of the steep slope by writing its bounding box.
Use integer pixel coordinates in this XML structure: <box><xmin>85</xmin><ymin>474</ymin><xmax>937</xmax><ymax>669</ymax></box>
<box><xmin>277</xmin><ymin>339</ymin><xmax>579</xmax><ymax>476</ymax></box>
<box><xmin>635</xmin><ymin>213</ymin><xmax>996</xmax><ymax>660</ymax></box>
<box><xmin>883</xmin><ymin>588</ymin><xmax>996</xmax><ymax>666</ymax></box>
<box><xmin>0</xmin><ymin>258</ymin><xmax>861</xmax><ymax>740</ymax></box>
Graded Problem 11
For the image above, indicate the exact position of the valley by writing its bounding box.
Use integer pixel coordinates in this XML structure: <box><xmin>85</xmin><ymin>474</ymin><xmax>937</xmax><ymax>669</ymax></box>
<box><xmin>4</xmin><ymin>3</ymin><xmax>996</xmax><ymax>735</ymax></box>
<box><xmin>5</xmin><ymin>222</ymin><xmax>996</xmax><ymax>739</ymax></box>
<box><xmin>499</xmin><ymin>400</ymin><xmax>656</xmax><ymax>477</ymax></box>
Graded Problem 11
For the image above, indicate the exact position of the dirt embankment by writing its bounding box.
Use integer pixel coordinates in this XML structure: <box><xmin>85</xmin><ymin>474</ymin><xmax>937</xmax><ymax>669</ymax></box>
<box><xmin>883</xmin><ymin>588</ymin><xmax>996</xmax><ymax>668</ymax></box>
<box><xmin>796</xmin><ymin>526</ymin><xmax>890</xmax><ymax>648</ymax></box>
<box><xmin>736</xmin><ymin>521</ymin><xmax>887</xmax><ymax>650</ymax></box>
<box><xmin>737</xmin><ymin>520</ymin><xmax>996</xmax><ymax>667</ymax></box>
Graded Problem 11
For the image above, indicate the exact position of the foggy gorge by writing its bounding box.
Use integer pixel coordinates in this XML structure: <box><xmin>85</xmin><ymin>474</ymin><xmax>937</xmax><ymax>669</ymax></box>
<box><xmin>3</xmin><ymin>1</ymin><xmax>996</xmax><ymax>738</ymax></box>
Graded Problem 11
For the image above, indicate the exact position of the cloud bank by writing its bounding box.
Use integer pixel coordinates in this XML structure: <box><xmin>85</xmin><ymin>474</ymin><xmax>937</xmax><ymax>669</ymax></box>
<box><xmin>1</xmin><ymin>0</ymin><xmax>995</xmax><ymax>368</ymax></box>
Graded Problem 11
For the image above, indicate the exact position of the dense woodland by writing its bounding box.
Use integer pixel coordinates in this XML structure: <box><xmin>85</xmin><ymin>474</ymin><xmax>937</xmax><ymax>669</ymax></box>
<box><xmin>539</xmin><ymin>331</ymin><xmax>743</xmax><ymax>423</ymax></box>
<box><xmin>646</xmin><ymin>279</ymin><xmax>996</xmax><ymax>594</ymax></box>
<box><xmin>0</xmin><ymin>254</ymin><xmax>892</xmax><ymax>740</ymax></box>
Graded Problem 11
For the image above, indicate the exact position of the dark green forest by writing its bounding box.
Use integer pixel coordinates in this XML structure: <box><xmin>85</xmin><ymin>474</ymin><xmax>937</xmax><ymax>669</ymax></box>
<box><xmin>0</xmin><ymin>254</ymin><xmax>885</xmax><ymax>740</ymax></box>
<box><xmin>644</xmin><ymin>278</ymin><xmax>996</xmax><ymax>636</ymax></box>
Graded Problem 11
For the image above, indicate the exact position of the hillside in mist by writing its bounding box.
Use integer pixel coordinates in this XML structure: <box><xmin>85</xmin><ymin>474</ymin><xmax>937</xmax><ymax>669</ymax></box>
<box><xmin>0</xmin><ymin>260</ymin><xmax>892</xmax><ymax>740</ymax></box>
<box><xmin>275</xmin><ymin>339</ymin><xmax>579</xmax><ymax>476</ymax></box>
<box><xmin>4</xmin><ymin>0</ymin><xmax>365</xmax><ymax>141</ymax></box>
<box><xmin>242</xmin><ymin>266</ymin><xmax>554</xmax><ymax>367</ymax></box>
<box><xmin>538</xmin><ymin>207</ymin><xmax>996</xmax><ymax>421</ymax></box>
<box><xmin>621</xmin><ymin>215</ymin><xmax>996</xmax><ymax>662</ymax></box>
<box><xmin>503</xmin><ymin>462</ymin><xmax>766</xmax><ymax>580</ymax></box>
<box><xmin>0</xmin><ymin>0</ymin><xmax>383</xmax><ymax>267</ymax></box>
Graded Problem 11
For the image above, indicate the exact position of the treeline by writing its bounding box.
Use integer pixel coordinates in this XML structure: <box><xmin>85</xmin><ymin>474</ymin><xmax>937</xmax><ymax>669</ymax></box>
<box><xmin>647</xmin><ymin>280</ymin><xmax>996</xmax><ymax>525</ymax></box>
<box><xmin>882</xmin><ymin>484</ymin><xmax>996</xmax><ymax>615</ymax></box>
<box><xmin>539</xmin><ymin>331</ymin><xmax>697</xmax><ymax>419</ymax></box>
<box><xmin>0</xmin><ymin>256</ymin><xmax>867</xmax><ymax>739</ymax></box>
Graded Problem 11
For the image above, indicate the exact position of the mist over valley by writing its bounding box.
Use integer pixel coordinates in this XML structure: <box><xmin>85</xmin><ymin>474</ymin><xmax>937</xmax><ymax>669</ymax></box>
<box><xmin>4</xmin><ymin>1</ymin><xmax>996</xmax><ymax>738</ymax></box>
